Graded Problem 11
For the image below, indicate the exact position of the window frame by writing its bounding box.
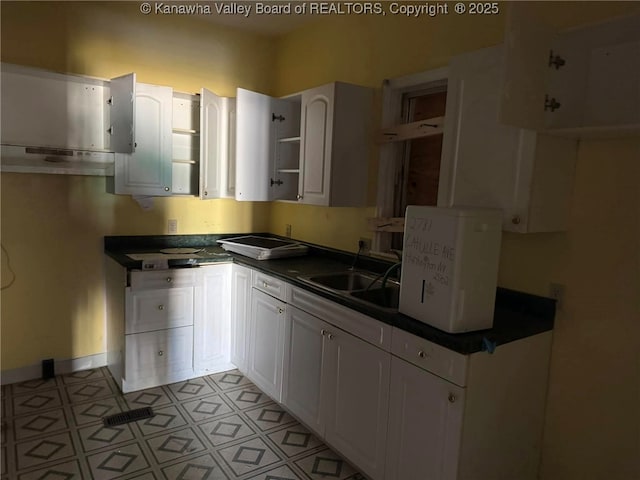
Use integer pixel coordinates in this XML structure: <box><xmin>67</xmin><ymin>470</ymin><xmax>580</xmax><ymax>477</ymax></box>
<box><xmin>373</xmin><ymin>67</ymin><xmax>449</xmax><ymax>254</ymax></box>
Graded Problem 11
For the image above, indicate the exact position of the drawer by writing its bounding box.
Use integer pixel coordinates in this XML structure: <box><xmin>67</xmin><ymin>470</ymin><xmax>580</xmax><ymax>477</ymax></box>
<box><xmin>125</xmin><ymin>326</ymin><xmax>194</xmax><ymax>384</ymax></box>
<box><xmin>391</xmin><ymin>327</ymin><xmax>468</xmax><ymax>387</ymax></box>
<box><xmin>252</xmin><ymin>270</ymin><xmax>286</xmax><ymax>301</ymax></box>
<box><xmin>288</xmin><ymin>285</ymin><xmax>391</xmax><ymax>351</ymax></box>
<box><xmin>126</xmin><ymin>287</ymin><xmax>194</xmax><ymax>334</ymax></box>
<box><xmin>130</xmin><ymin>268</ymin><xmax>197</xmax><ymax>290</ymax></box>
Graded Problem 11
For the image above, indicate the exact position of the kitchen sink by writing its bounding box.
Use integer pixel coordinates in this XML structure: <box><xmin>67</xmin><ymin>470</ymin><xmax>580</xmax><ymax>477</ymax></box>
<box><xmin>298</xmin><ymin>270</ymin><xmax>400</xmax><ymax>311</ymax></box>
<box><xmin>350</xmin><ymin>285</ymin><xmax>400</xmax><ymax>310</ymax></box>
<box><xmin>299</xmin><ymin>271</ymin><xmax>379</xmax><ymax>291</ymax></box>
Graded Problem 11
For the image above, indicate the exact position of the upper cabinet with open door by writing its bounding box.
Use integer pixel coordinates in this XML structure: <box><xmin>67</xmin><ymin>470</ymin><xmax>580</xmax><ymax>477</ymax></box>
<box><xmin>235</xmin><ymin>88</ymin><xmax>301</xmax><ymax>202</ymax></box>
<box><xmin>235</xmin><ymin>82</ymin><xmax>373</xmax><ymax>206</ymax></box>
<box><xmin>501</xmin><ymin>4</ymin><xmax>640</xmax><ymax>137</ymax></box>
<box><xmin>439</xmin><ymin>45</ymin><xmax>578</xmax><ymax>233</ymax></box>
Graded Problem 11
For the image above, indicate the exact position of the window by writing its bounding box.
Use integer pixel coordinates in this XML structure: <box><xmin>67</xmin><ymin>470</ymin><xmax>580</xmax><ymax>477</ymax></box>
<box><xmin>373</xmin><ymin>68</ymin><xmax>449</xmax><ymax>255</ymax></box>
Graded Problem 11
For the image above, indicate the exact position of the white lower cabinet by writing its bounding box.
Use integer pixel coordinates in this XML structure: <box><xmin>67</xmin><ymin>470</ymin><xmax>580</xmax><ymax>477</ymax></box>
<box><xmin>385</xmin><ymin>356</ymin><xmax>465</xmax><ymax>480</ymax></box>
<box><xmin>386</xmin><ymin>327</ymin><xmax>552</xmax><ymax>480</ymax></box>
<box><xmin>247</xmin><ymin>288</ymin><xmax>286</xmax><ymax>402</ymax></box>
<box><xmin>323</xmin><ymin>324</ymin><xmax>390</xmax><ymax>480</ymax></box>
<box><xmin>194</xmin><ymin>264</ymin><xmax>234</xmax><ymax>375</ymax></box>
<box><xmin>125</xmin><ymin>326</ymin><xmax>194</xmax><ymax>391</ymax></box>
<box><xmin>283</xmin><ymin>289</ymin><xmax>391</xmax><ymax>480</ymax></box>
<box><xmin>282</xmin><ymin>306</ymin><xmax>328</xmax><ymax>436</ymax></box>
<box><xmin>230</xmin><ymin>264</ymin><xmax>251</xmax><ymax>374</ymax></box>
<box><xmin>105</xmin><ymin>258</ymin><xmax>233</xmax><ymax>393</ymax></box>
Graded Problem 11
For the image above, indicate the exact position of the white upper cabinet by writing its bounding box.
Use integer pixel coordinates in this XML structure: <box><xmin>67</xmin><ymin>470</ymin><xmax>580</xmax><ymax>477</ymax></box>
<box><xmin>501</xmin><ymin>4</ymin><xmax>640</xmax><ymax>136</ymax></box>
<box><xmin>439</xmin><ymin>45</ymin><xmax>577</xmax><ymax>232</ymax></box>
<box><xmin>110</xmin><ymin>82</ymin><xmax>173</xmax><ymax>196</ymax></box>
<box><xmin>235</xmin><ymin>88</ymin><xmax>301</xmax><ymax>201</ymax></box>
<box><xmin>235</xmin><ymin>82</ymin><xmax>372</xmax><ymax>206</ymax></box>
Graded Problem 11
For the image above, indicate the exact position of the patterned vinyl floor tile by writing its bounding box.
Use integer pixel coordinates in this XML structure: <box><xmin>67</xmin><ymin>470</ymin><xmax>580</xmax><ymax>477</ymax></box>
<box><xmin>0</xmin><ymin>367</ymin><xmax>367</xmax><ymax>479</ymax></box>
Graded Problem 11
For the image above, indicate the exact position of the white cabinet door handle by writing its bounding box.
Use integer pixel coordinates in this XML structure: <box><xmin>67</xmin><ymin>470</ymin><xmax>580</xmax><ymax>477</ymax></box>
<box><xmin>158</xmin><ymin>350</ymin><xmax>164</xmax><ymax>356</ymax></box>
<box><xmin>418</xmin><ymin>350</ymin><xmax>426</xmax><ymax>359</ymax></box>
<box><xmin>321</xmin><ymin>329</ymin><xmax>327</xmax><ymax>336</ymax></box>
<box><xmin>327</xmin><ymin>333</ymin><xmax>334</xmax><ymax>340</ymax></box>
<box><xmin>166</xmin><ymin>277</ymin><xmax>173</xmax><ymax>283</ymax></box>
<box><xmin>158</xmin><ymin>304</ymin><xmax>164</xmax><ymax>311</ymax></box>
<box><xmin>448</xmin><ymin>393</ymin><xmax>456</xmax><ymax>403</ymax></box>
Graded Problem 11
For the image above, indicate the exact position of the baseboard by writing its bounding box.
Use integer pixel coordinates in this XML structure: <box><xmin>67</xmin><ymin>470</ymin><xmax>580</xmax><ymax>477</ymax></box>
<box><xmin>0</xmin><ymin>353</ymin><xmax>107</xmax><ymax>385</ymax></box>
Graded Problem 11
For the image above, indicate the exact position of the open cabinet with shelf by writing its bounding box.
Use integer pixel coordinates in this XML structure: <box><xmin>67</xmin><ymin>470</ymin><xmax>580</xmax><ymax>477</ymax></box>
<box><xmin>236</xmin><ymin>82</ymin><xmax>372</xmax><ymax>206</ymax></box>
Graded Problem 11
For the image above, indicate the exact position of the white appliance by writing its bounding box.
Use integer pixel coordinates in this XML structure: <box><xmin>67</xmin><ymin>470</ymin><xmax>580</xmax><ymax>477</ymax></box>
<box><xmin>399</xmin><ymin>206</ymin><xmax>502</xmax><ymax>333</ymax></box>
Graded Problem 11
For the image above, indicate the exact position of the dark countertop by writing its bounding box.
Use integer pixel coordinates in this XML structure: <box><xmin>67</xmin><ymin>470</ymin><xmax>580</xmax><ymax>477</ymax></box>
<box><xmin>105</xmin><ymin>234</ymin><xmax>555</xmax><ymax>355</ymax></box>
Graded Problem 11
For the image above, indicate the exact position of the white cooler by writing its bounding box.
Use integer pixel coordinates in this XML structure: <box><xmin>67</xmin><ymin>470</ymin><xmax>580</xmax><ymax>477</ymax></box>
<box><xmin>399</xmin><ymin>206</ymin><xmax>503</xmax><ymax>333</ymax></box>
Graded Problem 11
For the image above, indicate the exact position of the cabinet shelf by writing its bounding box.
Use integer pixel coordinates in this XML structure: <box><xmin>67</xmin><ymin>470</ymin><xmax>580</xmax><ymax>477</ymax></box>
<box><xmin>172</xmin><ymin>159</ymin><xmax>198</xmax><ymax>165</ymax></box>
<box><xmin>172</xmin><ymin>128</ymin><xmax>200</xmax><ymax>135</ymax></box>
<box><xmin>278</xmin><ymin>136</ymin><xmax>301</xmax><ymax>143</ymax></box>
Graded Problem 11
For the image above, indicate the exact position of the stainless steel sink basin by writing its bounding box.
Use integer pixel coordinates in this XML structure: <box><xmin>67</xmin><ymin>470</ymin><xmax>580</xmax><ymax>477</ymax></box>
<box><xmin>350</xmin><ymin>285</ymin><xmax>400</xmax><ymax>310</ymax></box>
<box><xmin>300</xmin><ymin>271</ymin><xmax>379</xmax><ymax>291</ymax></box>
<box><xmin>298</xmin><ymin>270</ymin><xmax>400</xmax><ymax>311</ymax></box>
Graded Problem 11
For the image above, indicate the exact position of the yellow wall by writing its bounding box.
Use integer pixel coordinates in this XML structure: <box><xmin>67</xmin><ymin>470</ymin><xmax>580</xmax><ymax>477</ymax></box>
<box><xmin>0</xmin><ymin>1</ymin><xmax>274</xmax><ymax>370</ymax></box>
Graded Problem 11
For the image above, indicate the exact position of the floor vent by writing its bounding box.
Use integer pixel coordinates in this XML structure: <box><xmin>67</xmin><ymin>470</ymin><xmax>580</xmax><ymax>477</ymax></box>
<box><xmin>103</xmin><ymin>407</ymin><xmax>154</xmax><ymax>427</ymax></box>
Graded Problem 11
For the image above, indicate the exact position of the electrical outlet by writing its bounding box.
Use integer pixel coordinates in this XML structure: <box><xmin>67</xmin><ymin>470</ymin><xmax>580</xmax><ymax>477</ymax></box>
<box><xmin>549</xmin><ymin>282</ymin><xmax>565</xmax><ymax>310</ymax></box>
<box><xmin>358</xmin><ymin>237</ymin><xmax>372</xmax><ymax>253</ymax></box>
<box><xmin>168</xmin><ymin>219</ymin><xmax>178</xmax><ymax>234</ymax></box>
<box><xmin>285</xmin><ymin>224</ymin><xmax>292</xmax><ymax>238</ymax></box>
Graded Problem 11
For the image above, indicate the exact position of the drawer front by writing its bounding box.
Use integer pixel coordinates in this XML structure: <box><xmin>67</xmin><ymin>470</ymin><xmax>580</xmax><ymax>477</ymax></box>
<box><xmin>391</xmin><ymin>327</ymin><xmax>468</xmax><ymax>387</ymax></box>
<box><xmin>252</xmin><ymin>270</ymin><xmax>286</xmax><ymax>301</ymax></box>
<box><xmin>130</xmin><ymin>268</ymin><xmax>197</xmax><ymax>290</ymax></box>
<box><xmin>126</xmin><ymin>287</ymin><xmax>194</xmax><ymax>334</ymax></box>
<box><xmin>288</xmin><ymin>285</ymin><xmax>391</xmax><ymax>351</ymax></box>
<box><xmin>125</xmin><ymin>326</ymin><xmax>194</xmax><ymax>383</ymax></box>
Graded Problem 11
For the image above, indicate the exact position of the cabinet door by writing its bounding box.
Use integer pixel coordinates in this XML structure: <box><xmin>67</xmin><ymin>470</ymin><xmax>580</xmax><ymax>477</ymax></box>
<box><xmin>247</xmin><ymin>289</ymin><xmax>286</xmax><ymax>402</ymax></box>
<box><xmin>299</xmin><ymin>84</ymin><xmax>334</xmax><ymax>206</ymax></box>
<box><xmin>199</xmin><ymin>88</ymin><xmax>228</xmax><ymax>199</ymax></box>
<box><xmin>439</xmin><ymin>45</ymin><xmax>577</xmax><ymax>232</ymax></box>
<box><xmin>235</xmin><ymin>88</ymin><xmax>298</xmax><ymax>201</ymax></box>
<box><xmin>439</xmin><ymin>45</ymin><xmax>522</xmax><ymax>223</ymax></box>
<box><xmin>113</xmin><ymin>83</ymin><xmax>173</xmax><ymax>195</ymax></box>
<box><xmin>230</xmin><ymin>264</ymin><xmax>251</xmax><ymax>373</ymax></box>
<box><xmin>235</xmin><ymin>88</ymin><xmax>274</xmax><ymax>201</ymax></box>
<box><xmin>225</xmin><ymin>98</ymin><xmax>237</xmax><ymax>198</ymax></box>
<box><xmin>110</xmin><ymin>73</ymin><xmax>136</xmax><ymax>153</ymax></box>
<box><xmin>194</xmin><ymin>264</ymin><xmax>232</xmax><ymax>375</ymax></box>
<box><xmin>500</xmin><ymin>3</ymin><xmax>555</xmax><ymax>130</ymax></box>
<box><xmin>124</xmin><ymin>326</ymin><xmax>194</xmax><ymax>393</ymax></box>
<box><xmin>324</xmin><ymin>327</ymin><xmax>390</xmax><ymax>480</ymax></box>
<box><xmin>282</xmin><ymin>306</ymin><xmax>329</xmax><ymax>437</ymax></box>
<box><xmin>385</xmin><ymin>357</ymin><xmax>465</xmax><ymax>480</ymax></box>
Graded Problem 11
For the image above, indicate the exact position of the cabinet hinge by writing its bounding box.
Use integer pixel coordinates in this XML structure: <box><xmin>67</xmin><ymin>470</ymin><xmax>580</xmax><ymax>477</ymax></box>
<box><xmin>548</xmin><ymin>50</ymin><xmax>566</xmax><ymax>70</ymax></box>
<box><xmin>272</xmin><ymin>113</ymin><xmax>285</xmax><ymax>122</ymax></box>
<box><xmin>544</xmin><ymin>94</ymin><xmax>561</xmax><ymax>112</ymax></box>
<box><xmin>270</xmin><ymin>178</ymin><xmax>284</xmax><ymax>186</ymax></box>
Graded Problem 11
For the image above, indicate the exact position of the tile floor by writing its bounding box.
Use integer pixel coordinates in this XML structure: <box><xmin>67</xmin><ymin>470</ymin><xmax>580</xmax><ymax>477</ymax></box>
<box><xmin>0</xmin><ymin>367</ymin><xmax>366</xmax><ymax>479</ymax></box>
